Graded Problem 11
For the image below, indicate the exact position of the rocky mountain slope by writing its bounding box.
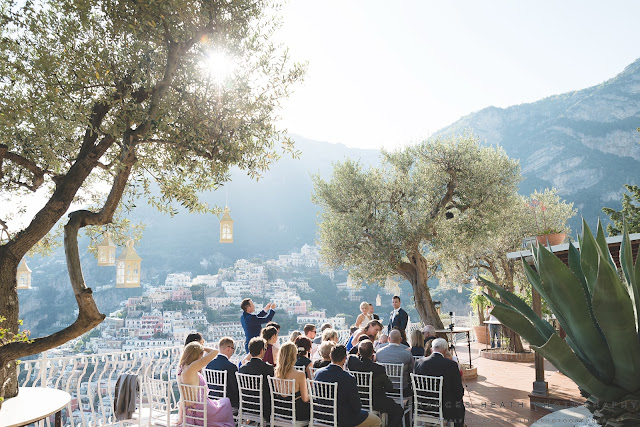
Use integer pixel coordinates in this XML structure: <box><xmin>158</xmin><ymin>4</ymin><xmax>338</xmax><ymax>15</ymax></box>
<box><xmin>435</xmin><ymin>58</ymin><xmax>640</xmax><ymax>230</ymax></box>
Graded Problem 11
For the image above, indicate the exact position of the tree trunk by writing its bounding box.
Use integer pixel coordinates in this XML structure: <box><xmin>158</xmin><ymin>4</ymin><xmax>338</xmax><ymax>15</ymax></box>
<box><xmin>497</xmin><ymin>258</ymin><xmax>525</xmax><ymax>353</ymax></box>
<box><xmin>0</xmin><ymin>250</ymin><xmax>19</xmax><ymax>406</ymax></box>
<box><xmin>398</xmin><ymin>251</ymin><xmax>444</xmax><ymax>329</ymax></box>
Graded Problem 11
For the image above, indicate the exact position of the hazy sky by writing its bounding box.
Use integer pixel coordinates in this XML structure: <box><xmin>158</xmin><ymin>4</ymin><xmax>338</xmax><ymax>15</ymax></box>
<box><xmin>276</xmin><ymin>1</ymin><xmax>640</xmax><ymax>150</ymax></box>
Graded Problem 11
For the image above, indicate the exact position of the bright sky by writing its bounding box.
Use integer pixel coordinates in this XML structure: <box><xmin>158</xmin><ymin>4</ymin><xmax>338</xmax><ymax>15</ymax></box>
<box><xmin>277</xmin><ymin>0</ymin><xmax>640</xmax><ymax>150</ymax></box>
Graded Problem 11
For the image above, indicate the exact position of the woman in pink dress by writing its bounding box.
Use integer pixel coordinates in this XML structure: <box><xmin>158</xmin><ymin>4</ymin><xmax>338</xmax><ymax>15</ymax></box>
<box><xmin>178</xmin><ymin>342</ymin><xmax>235</xmax><ymax>427</ymax></box>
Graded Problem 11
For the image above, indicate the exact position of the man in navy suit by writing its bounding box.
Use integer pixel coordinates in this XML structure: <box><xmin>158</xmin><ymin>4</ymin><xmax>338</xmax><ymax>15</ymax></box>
<box><xmin>205</xmin><ymin>336</ymin><xmax>239</xmax><ymax>408</ymax></box>
<box><xmin>387</xmin><ymin>295</ymin><xmax>409</xmax><ymax>336</ymax></box>
<box><xmin>238</xmin><ymin>337</ymin><xmax>274</xmax><ymax>421</ymax></box>
<box><xmin>346</xmin><ymin>340</ymin><xmax>403</xmax><ymax>426</ymax></box>
<box><xmin>240</xmin><ymin>298</ymin><xmax>276</xmax><ymax>352</ymax></box>
<box><xmin>314</xmin><ymin>345</ymin><xmax>381</xmax><ymax>427</ymax></box>
<box><xmin>414</xmin><ymin>338</ymin><xmax>465</xmax><ymax>427</ymax></box>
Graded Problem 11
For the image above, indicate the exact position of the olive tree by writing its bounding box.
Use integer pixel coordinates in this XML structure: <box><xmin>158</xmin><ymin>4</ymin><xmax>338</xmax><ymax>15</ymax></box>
<box><xmin>431</xmin><ymin>189</ymin><xmax>575</xmax><ymax>352</ymax></box>
<box><xmin>312</xmin><ymin>135</ymin><xmax>520</xmax><ymax>329</ymax></box>
<box><xmin>0</xmin><ymin>0</ymin><xmax>304</xmax><ymax>402</ymax></box>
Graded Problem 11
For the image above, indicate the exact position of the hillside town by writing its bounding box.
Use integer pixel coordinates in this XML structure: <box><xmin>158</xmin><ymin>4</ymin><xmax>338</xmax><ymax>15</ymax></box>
<box><xmin>60</xmin><ymin>244</ymin><xmax>373</xmax><ymax>356</ymax></box>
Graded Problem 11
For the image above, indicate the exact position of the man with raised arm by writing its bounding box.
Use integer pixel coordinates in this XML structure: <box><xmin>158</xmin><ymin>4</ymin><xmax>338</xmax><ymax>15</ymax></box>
<box><xmin>240</xmin><ymin>298</ymin><xmax>276</xmax><ymax>352</ymax></box>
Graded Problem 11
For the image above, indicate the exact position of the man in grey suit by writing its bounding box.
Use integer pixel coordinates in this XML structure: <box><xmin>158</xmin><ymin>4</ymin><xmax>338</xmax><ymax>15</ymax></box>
<box><xmin>374</xmin><ymin>329</ymin><xmax>414</xmax><ymax>389</ymax></box>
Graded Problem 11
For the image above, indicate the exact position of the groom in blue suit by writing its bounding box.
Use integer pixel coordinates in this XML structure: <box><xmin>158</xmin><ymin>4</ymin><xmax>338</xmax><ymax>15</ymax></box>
<box><xmin>387</xmin><ymin>295</ymin><xmax>408</xmax><ymax>335</ymax></box>
<box><xmin>240</xmin><ymin>298</ymin><xmax>276</xmax><ymax>352</ymax></box>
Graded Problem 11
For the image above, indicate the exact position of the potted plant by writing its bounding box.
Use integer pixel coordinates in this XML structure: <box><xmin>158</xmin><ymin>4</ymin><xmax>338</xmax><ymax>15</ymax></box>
<box><xmin>527</xmin><ymin>190</ymin><xmax>574</xmax><ymax>246</ymax></box>
<box><xmin>469</xmin><ymin>286</ymin><xmax>490</xmax><ymax>344</ymax></box>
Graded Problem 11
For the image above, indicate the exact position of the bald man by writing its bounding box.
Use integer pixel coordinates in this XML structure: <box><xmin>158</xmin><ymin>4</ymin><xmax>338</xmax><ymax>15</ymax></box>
<box><xmin>375</xmin><ymin>329</ymin><xmax>414</xmax><ymax>388</ymax></box>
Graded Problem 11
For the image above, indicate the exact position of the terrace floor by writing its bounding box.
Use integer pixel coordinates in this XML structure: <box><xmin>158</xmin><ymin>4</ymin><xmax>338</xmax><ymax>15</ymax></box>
<box><xmin>452</xmin><ymin>341</ymin><xmax>585</xmax><ymax>426</ymax></box>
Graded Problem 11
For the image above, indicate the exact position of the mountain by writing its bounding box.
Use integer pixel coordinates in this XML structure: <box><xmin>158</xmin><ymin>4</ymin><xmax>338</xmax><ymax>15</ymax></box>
<box><xmin>435</xmin><ymin>58</ymin><xmax>640</xmax><ymax>232</ymax></box>
<box><xmin>18</xmin><ymin>59</ymin><xmax>640</xmax><ymax>336</ymax></box>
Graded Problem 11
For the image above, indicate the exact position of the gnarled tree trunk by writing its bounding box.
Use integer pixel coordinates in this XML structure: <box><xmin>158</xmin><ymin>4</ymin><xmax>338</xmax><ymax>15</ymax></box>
<box><xmin>398</xmin><ymin>251</ymin><xmax>444</xmax><ymax>329</ymax></box>
<box><xmin>0</xmin><ymin>253</ymin><xmax>20</xmax><ymax>408</ymax></box>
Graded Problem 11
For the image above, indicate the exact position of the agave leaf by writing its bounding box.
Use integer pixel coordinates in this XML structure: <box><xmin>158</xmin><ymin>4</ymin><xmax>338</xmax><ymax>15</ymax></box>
<box><xmin>596</xmin><ymin>219</ymin><xmax>617</xmax><ymax>270</ymax></box>
<box><xmin>480</xmin><ymin>276</ymin><xmax>554</xmax><ymax>338</ymax></box>
<box><xmin>592</xmin><ymin>254</ymin><xmax>640</xmax><ymax>392</ymax></box>
<box><xmin>532</xmin><ymin>334</ymin><xmax>627</xmax><ymax>402</ymax></box>
<box><xmin>620</xmin><ymin>223</ymin><xmax>640</xmax><ymax>335</ymax></box>
<box><xmin>483</xmin><ymin>296</ymin><xmax>548</xmax><ymax>347</ymax></box>
<box><xmin>523</xmin><ymin>253</ymin><xmax>603</xmax><ymax>376</ymax></box>
<box><xmin>567</xmin><ymin>241</ymin><xmax>589</xmax><ymax>299</ymax></box>
<box><xmin>536</xmin><ymin>243</ymin><xmax>614</xmax><ymax>382</ymax></box>
<box><xmin>580</xmin><ymin>219</ymin><xmax>599</xmax><ymax>295</ymax></box>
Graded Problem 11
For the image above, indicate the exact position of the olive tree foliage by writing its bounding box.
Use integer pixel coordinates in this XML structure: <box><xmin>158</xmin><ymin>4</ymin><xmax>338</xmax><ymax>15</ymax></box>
<box><xmin>312</xmin><ymin>135</ymin><xmax>520</xmax><ymax>329</ymax></box>
<box><xmin>0</xmin><ymin>0</ymin><xmax>304</xmax><ymax>401</ymax></box>
<box><xmin>430</xmin><ymin>188</ymin><xmax>575</xmax><ymax>352</ymax></box>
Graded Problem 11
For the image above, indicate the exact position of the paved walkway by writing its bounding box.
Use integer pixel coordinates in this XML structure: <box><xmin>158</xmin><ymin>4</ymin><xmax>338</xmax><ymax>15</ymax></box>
<box><xmin>451</xmin><ymin>341</ymin><xmax>585</xmax><ymax>426</ymax></box>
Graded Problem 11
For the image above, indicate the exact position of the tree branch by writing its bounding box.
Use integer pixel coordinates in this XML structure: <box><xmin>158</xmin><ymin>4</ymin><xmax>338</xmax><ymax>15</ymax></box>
<box><xmin>0</xmin><ymin>144</ymin><xmax>46</xmax><ymax>192</ymax></box>
<box><xmin>0</xmin><ymin>146</ymin><xmax>136</xmax><ymax>361</ymax></box>
<box><xmin>430</xmin><ymin>168</ymin><xmax>458</xmax><ymax>220</ymax></box>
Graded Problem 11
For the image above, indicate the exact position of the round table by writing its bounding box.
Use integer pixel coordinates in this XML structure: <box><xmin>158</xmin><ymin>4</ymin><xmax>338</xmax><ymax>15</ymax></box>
<box><xmin>0</xmin><ymin>387</ymin><xmax>71</xmax><ymax>427</ymax></box>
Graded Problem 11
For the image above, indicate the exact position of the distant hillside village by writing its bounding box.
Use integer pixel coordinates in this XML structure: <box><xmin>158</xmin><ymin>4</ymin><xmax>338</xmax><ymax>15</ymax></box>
<box><xmin>55</xmin><ymin>244</ymin><xmax>393</xmax><ymax>356</ymax></box>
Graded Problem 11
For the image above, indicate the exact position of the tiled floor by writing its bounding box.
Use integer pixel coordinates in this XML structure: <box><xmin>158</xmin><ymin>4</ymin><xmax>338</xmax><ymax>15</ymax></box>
<box><xmin>451</xmin><ymin>341</ymin><xmax>585</xmax><ymax>426</ymax></box>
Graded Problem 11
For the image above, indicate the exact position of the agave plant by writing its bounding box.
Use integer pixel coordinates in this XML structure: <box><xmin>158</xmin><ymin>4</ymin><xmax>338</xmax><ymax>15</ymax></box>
<box><xmin>482</xmin><ymin>220</ymin><xmax>640</xmax><ymax>426</ymax></box>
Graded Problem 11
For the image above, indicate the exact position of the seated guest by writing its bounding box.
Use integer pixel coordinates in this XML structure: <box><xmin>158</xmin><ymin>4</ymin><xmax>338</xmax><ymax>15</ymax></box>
<box><xmin>274</xmin><ymin>342</ymin><xmax>310</xmax><ymax>421</ymax></box>
<box><xmin>303</xmin><ymin>324</ymin><xmax>318</xmax><ymax>357</ymax></box>
<box><xmin>261</xmin><ymin>326</ymin><xmax>279</xmax><ymax>366</ymax></box>
<box><xmin>347</xmin><ymin>320</ymin><xmax>383</xmax><ymax>351</ymax></box>
<box><xmin>375</xmin><ymin>329</ymin><xmax>414</xmax><ymax>391</ymax></box>
<box><xmin>205</xmin><ymin>337</ymin><xmax>239</xmax><ymax>409</ymax></box>
<box><xmin>313</xmin><ymin>323</ymin><xmax>332</xmax><ymax>345</ymax></box>
<box><xmin>289</xmin><ymin>330</ymin><xmax>302</xmax><ymax>342</ymax></box>
<box><xmin>294</xmin><ymin>336</ymin><xmax>313</xmax><ymax>379</ymax></box>
<box><xmin>410</xmin><ymin>328</ymin><xmax>426</xmax><ymax>357</ymax></box>
<box><xmin>178</xmin><ymin>342</ymin><xmax>234</xmax><ymax>426</ymax></box>
<box><xmin>374</xmin><ymin>333</ymin><xmax>389</xmax><ymax>351</ymax></box>
<box><xmin>313</xmin><ymin>328</ymin><xmax>339</xmax><ymax>361</ymax></box>
<box><xmin>355</xmin><ymin>302</ymin><xmax>373</xmax><ymax>328</ymax></box>
<box><xmin>422</xmin><ymin>325</ymin><xmax>437</xmax><ymax>346</ymax></box>
<box><xmin>396</xmin><ymin>326</ymin><xmax>409</xmax><ymax>347</ymax></box>
<box><xmin>313</xmin><ymin>341</ymin><xmax>336</xmax><ymax>369</ymax></box>
<box><xmin>322</xmin><ymin>328</ymin><xmax>339</xmax><ymax>343</ymax></box>
<box><xmin>349</xmin><ymin>334</ymin><xmax>371</xmax><ymax>355</ymax></box>
<box><xmin>414</xmin><ymin>338</ymin><xmax>465</xmax><ymax>427</ymax></box>
<box><xmin>184</xmin><ymin>332</ymin><xmax>204</xmax><ymax>346</ymax></box>
<box><xmin>238</xmin><ymin>337</ymin><xmax>274</xmax><ymax>421</ymax></box>
<box><xmin>315</xmin><ymin>345</ymin><xmax>381</xmax><ymax>427</ymax></box>
<box><xmin>347</xmin><ymin>340</ymin><xmax>403</xmax><ymax>427</ymax></box>
<box><xmin>266</xmin><ymin>321</ymin><xmax>282</xmax><ymax>358</ymax></box>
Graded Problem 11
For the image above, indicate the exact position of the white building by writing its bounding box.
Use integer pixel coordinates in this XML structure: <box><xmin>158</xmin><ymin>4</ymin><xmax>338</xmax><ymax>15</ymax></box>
<box><xmin>165</xmin><ymin>273</ymin><xmax>192</xmax><ymax>288</ymax></box>
<box><xmin>192</xmin><ymin>274</ymin><xmax>219</xmax><ymax>287</ymax></box>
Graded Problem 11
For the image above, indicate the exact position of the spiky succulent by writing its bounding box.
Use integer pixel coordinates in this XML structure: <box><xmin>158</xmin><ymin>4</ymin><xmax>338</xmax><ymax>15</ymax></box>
<box><xmin>482</xmin><ymin>220</ymin><xmax>640</xmax><ymax>425</ymax></box>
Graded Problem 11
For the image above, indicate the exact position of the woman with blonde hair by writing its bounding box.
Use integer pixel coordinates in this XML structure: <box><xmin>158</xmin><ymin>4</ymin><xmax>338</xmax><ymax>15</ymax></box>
<box><xmin>313</xmin><ymin>341</ymin><xmax>335</xmax><ymax>369</ymax></box>
<box><xmin>178</xmin><ymin>342</ymin><xmax>234</xmax><ymax>426</ymax></box>
<box><xmin>289</xmin><ymin>330</ymin><xmax>302</xmax><ymax>342</ymax></box>
<box><xmin>355</xmin><ymin>301</ymin><xmax>373</xmax><ymax>328</ymax></box>
<box><xmin>274</xmin><ymin>342</ymin><xmax>310</xmax><ymax>421</ymax></box>
<box><xmin>410</xmin><ymin>328</ymin><xmax>426</xmax><ymax>356</ymax></box>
